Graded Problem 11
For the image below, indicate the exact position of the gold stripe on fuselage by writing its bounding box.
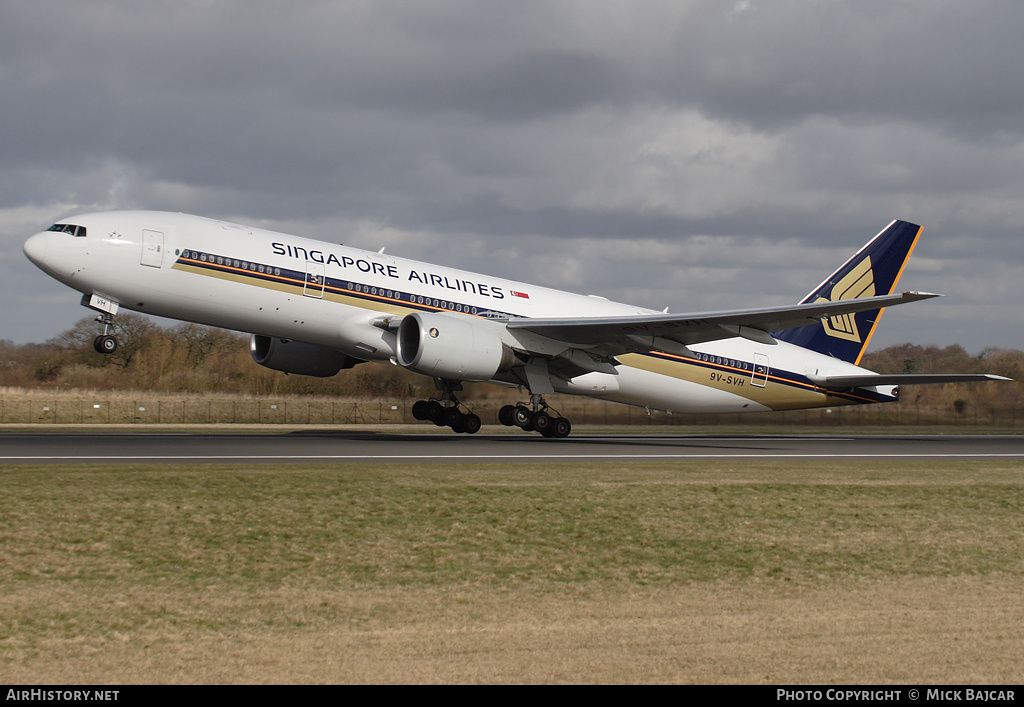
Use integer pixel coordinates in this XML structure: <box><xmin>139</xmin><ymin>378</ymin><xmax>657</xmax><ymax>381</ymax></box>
<box><xmin>173</xmin><ymin>260</ymin><xmax>414</xmax><ymax>316</ymax></box>
<box><xmin>619</xmin><ymin>352</ymin><xmax>877</xmax><ymax>411</ymax></box>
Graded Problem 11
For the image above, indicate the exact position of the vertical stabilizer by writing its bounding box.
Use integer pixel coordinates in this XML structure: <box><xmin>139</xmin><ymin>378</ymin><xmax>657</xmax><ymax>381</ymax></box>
<box><xmin>773</xmin><ymin>220</ymin><xmax>922</xmax><ymax>365</ymax></box>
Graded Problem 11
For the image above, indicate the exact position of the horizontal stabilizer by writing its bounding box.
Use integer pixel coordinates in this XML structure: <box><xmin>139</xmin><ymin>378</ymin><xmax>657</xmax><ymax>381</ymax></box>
<box><xmin>809</xmin><ymin>373</ymin><xmax>1012</xmax><ymax>389</ymax></box>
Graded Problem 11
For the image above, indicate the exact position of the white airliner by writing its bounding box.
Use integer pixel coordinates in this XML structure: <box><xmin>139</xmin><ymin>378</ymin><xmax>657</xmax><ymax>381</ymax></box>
<box><xmin>23</xmin><ymin>212</ymin><xmax>1008</xmax><ymax>437</ymax></box>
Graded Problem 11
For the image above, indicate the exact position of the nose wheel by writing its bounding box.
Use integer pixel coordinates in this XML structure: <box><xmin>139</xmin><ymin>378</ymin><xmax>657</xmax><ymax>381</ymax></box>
<box><xmin>93</xmin><ymin>334</ymin><xmax>118</xmax><ymax>354</ymax></box>
<box><xmin>92</xmin><ymin>313</ymin><xmax>118</xmax><ymax>354</ymax></box>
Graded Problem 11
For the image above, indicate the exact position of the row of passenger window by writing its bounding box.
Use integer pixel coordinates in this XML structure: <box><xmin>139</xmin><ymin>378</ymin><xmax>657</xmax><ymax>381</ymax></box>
<box><xmin>183</xmin><ymin>250</ymin><xmax>283</xmax><ymax>277</ymax></box>
<box><xmin>347</xmin><ymin>282</ymin><xmax>480</xmax><ymax>314</ymax></box>
<box><xmin>184</xmin><ymin>248</ymin><xmax>497</xmax><ymax>318</ymax></box>
<box><xmin>694</xmin><ymin>352</ymin><xmax>750</xmax><ymax>370</ymax></box>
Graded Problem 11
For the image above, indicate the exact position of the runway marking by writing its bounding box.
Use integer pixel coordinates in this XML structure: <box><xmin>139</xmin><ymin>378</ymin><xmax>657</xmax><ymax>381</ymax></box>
<box><xmin>5</xmin><ymin>453</ymin><xmax>1024</xmax><ymax>462</ymax></box>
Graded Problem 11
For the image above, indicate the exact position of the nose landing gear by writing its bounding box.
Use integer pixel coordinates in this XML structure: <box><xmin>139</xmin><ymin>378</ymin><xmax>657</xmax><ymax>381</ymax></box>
<box><xmin>92</xmin><ymin>312</ymin><xmax>118</xmax><ymax>354</ymax></box>
<box><xmin>82</xmin><ymin>293</ymin><xmax>120</xmax><ymax>355</ymax></box>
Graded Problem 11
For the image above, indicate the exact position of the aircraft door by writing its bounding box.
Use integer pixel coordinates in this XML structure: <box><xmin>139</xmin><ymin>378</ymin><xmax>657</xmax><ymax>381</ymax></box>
<box><xmin>752</xmin><ymin>353</ymin><xmax>769</xmax><ymax>387</ymax></box>
<box><xmin>304</xmin><ymin>261</ymin><xmax>325</xmax><ymax>299</ymax></box>
<box><xmin>141</xmin><ymin>230</ymin><xmax>164</xmax><ymax>268</ymax></box>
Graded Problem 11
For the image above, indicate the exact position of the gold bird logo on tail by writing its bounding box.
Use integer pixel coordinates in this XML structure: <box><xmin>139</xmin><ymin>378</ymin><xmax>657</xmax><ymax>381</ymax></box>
<box><xmin>815</xmin><ymin>256</ymin><xmax>875</xmax><ymax>342</ymax></box>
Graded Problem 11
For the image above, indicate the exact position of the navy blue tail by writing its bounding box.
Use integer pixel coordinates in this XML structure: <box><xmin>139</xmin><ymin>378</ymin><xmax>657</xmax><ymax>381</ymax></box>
<box><xmin>773</xmin><ymin>220</ymin><xmax>922</xmax><ymax>365</ymax></box>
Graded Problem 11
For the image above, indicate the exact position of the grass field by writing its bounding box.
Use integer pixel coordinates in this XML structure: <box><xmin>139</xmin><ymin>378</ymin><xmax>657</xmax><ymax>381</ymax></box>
<box><xmin>1</xmin><ymin>460</ymin><xmax>1022</xmax><ymax>683</ymax></box>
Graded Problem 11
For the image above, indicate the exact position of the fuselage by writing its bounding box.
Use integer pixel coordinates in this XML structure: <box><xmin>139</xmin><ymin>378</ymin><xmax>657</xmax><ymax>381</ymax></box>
<box><xmin>23</xmin><ymin>210</ymin><xmax>895</xmax><ymax>414</ymax></box>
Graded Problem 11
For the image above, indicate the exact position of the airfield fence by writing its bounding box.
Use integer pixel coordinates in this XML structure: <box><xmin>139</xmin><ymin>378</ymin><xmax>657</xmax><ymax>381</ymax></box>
<box><xmin>0</xmin><ymin>395</ymin><xmax>1021</xmax><ymax>428</ymax></box>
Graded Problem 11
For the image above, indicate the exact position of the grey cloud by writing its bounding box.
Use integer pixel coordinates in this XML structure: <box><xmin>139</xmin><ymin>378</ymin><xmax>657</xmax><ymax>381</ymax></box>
<box><xmin>1</xmin><ymin>1</ymin><xmax>1022</xmax><ymax>349</ymax></box>
<box><xmin>657</xmin><ymin>2</ymin><xmax>1024</xmax><ymax>135</ymax></box>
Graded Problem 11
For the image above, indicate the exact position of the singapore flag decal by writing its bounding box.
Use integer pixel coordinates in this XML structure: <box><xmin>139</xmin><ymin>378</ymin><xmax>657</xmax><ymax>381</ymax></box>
<box><xmin>511</xmin><ymin>290</ymin><xmax>531</xmax><ymax>300</ymax></box>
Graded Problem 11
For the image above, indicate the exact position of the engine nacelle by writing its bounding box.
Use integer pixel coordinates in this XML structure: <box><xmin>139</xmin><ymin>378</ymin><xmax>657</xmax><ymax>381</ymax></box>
<box><xmin>396</xmin><ymin>312</ymin><xmax>515</xmax><ymax>381</ymax></box>
<box><xmin>249</xmin><ymin>334</ymin><xmax>362</xmax><ymax>377</ymax></box>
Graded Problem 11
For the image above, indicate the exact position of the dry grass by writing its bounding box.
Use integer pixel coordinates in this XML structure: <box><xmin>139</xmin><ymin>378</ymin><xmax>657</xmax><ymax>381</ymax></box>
<box><xmin>3</xmin><ymin>578</ymin><xmax>1021</xmax><ymax>684</ymax></box>
<box><xmin>1</xmin><ymin>461</ymin><xmax>1022</xmax><ymax>683</ymax></box>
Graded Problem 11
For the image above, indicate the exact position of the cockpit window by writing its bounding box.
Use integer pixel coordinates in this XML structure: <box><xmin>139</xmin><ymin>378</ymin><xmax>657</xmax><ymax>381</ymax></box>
<box><xmin>47</xmin><ymin>223</ymin><xmax>87</xmax><ymax>237</ymax></box>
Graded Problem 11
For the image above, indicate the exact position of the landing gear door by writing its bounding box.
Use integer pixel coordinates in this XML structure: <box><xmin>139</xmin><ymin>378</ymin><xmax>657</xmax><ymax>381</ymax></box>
<box><xmin>304</xmin><ymin>261</ymin><xmax>325</xmax><ymax>299</ymax></box>
<box><xmin>752</xmin><ymin>353</ymin><xmax>769</xmax><ymax>388</ymax></box>
<box><xmin>141</xmin><ymin>230</ymin><xmax>164</xmax><ymax>268</ymax></box>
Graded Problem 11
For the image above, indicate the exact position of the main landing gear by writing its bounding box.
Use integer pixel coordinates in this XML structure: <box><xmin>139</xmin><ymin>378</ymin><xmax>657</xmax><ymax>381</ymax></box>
<box><xmin>411</xmin><ymin>400</ymin><xmax>482</xmax><ymax>434</ymax></box>
<box><xmin>498</xmin><ymin>395</ymin><xmax>572</xmax><ymax>439</ymax></box>
<box><xmin>92</xmin><ymin>312</ymin><xmax>118</xmax><ymax>354</ymax></box>
<box><xmin>410</xmin><ymin>382</ymin><xmax>573</xmax><ymax>438</ymax></box>
<box><xmin>411</xmin><ymin>381</ymin><xmax>482</xmax><ymax>434</ymax></box>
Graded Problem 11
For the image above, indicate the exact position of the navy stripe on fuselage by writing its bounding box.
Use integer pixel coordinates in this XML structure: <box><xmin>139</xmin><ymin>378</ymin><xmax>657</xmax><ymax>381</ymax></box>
<box><xmin>175</xmin><ymin>249</ymin><xmax>517</xmax><ymax>319</ymax></box>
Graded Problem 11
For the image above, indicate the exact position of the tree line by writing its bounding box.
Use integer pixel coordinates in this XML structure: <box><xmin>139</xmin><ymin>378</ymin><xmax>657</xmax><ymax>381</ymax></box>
<box><xmin>0</xmin><ymin>314</ymin><xmax>432</xmax><ymax>399</ymax></box>
<box><xmin>1</xmin><ymin>314</ymin><xmax>1020</xmax><ymax>410</ymax></box>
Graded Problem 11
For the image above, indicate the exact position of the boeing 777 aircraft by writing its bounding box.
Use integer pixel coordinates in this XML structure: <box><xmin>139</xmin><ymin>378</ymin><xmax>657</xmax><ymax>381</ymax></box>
<box><xmin>23</xmin><ymin>212</ymin><xmax>1008</xmax><ymax>437</ymax></box>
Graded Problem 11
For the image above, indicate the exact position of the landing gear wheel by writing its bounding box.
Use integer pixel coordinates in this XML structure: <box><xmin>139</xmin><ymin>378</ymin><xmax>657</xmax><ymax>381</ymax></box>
<box><xmin>512</xmin><ymin>406</ymin><xmax>533</xmax><ymax>428</ymax></box>
<box><xmin>93</xmin><ymin>334</ymin><xmax>117</xmax><ymax>354</ymax></box>
<box><xmin>426</xmin><ymin>401</ymin><xmax>445</xmax><ymax>425</ymax></box>
<box><xmin>498</xmin><ymin>405</ymin><xmax>517</xmax><ymax>427</ymax></box>
<box><xmin>463</xmin><ymin>413</ymin><xmax>482</xmax><ymax>434</ymax></box>
<box><xmin>533</xmin><ymin>411</ymin><xmax>553</xmax><ymax>436</ymax></box>
<box><xmin>443</xmin><ymin>407</ymin><xmax>463</xmax><ymax>428</ymax></box>
<box><xmin>412</xmin><ymin>400</ymin><xmax>430</xmax><ymax>420</ymax></box>
<box><xmin>449</xmin><ymin>411</ymin><xmax>467</xmax><ymax>433</ymax></box>
<box><xmin>551</xmin><ymin>417</ymin><xmax>572</xmax><ymax>439</ymax></box>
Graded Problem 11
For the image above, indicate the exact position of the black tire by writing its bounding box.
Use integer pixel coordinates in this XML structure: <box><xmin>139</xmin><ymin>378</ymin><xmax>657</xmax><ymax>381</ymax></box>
<box><xmin>412</xmin><ymin>400</ymin><xmax>429</xmax><ymax>420</ymax></box>
<box><xmin>463</xmin><ymin>413</ymin><xmax>482</xmax><ymax>434</ymax></box>
<box><xmin>444</xmin><ymin>407</ymin><xmax>463</xmax><ymax>428</ymax></box>
<box><xmin>94</xmin><ymin>335</ymin><xmax>117</xmax><ymax>354</ymax></box>
<box><xmin>498</xmin><ymin>405</ymin><xmax>516</xmax><ymax>426</ymax></box>
<box><xmin>512</xmin><ymin>406</ymin><xmax>532</xmax><ymax>428</ymax></box>
<box><xmin>450</xmin><ymin>412</ymin><xmax>467</xmax><ymax>433</ymax></box>
<box><xmin>552</xmin><ymin>417</ymin><xmax>572</xmax><ymax>439</ymax></box>
<box><xmin>533</xmin><ymin>411</ymin><xmax>553</xmax><ymax>435</ymax></box>
<box><xmin>427</xmin><ymin>401</ymin><xmax>445</xmax><ymax>424</ymax></box>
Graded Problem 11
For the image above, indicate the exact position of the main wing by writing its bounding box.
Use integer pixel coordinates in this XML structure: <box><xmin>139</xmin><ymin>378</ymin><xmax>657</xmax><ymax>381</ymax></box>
<box><xmin>505</xmin><ymin>291</ymin><xmax>939</xmax><ymax>359</ymax></box>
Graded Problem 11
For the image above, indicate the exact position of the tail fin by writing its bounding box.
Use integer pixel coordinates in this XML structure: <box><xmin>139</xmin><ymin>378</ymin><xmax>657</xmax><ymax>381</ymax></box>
<box><xmin>773</xmin><ymin>220</ymin><xmax>923</xmax><ymax>365</ymax></box>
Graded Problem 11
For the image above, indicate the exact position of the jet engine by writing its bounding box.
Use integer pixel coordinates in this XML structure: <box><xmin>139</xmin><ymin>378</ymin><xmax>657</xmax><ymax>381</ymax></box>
<box><xmin>396</xmin><ymin>312</ymin><xmax>515</xmax><ymax>381</ymax></box>
<box><xmin>249</xmin><ymin>334</ymin><xmax>362</xmax><ymax>377</ymax></box>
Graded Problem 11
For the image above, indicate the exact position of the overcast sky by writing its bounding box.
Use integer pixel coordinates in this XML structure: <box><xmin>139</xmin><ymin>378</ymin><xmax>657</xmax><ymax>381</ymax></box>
<box><xmin>3</xmin><ymin>0</ymin><xmax>1023</xmax><ymax>352</ymax></box>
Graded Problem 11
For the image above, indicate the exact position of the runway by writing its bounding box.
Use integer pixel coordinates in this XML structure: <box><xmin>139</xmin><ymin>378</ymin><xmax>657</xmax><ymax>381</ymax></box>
<box><xmin>2</xmin><ymin>431</ymin><xmax>1023</xmax><ymax>464</ymax></box>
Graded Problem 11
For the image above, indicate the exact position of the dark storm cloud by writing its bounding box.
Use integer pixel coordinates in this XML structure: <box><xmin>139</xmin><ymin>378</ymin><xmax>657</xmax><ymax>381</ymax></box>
<box><xmin>656</xmin><ymin>2</ymin><xmax>1024</xmax><ymax>135</ymax></box>
<box><xmin>1</xmin><ymin>1</ymin><xmax>1022</xmax><ymax>349</ymax></box>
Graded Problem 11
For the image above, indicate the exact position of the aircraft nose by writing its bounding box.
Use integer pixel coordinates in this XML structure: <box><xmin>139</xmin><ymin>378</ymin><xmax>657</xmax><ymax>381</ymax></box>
<box><xmin>23</xmin><ymin>231</ymin><xmax>49</xmax><ymax>267</ymax></box>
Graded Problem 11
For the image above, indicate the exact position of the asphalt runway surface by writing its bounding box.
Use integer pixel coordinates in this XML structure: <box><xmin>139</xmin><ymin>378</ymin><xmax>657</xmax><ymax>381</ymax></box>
<box><xmin>2</xmin><ymin>431</ymin><xmax>1023</xmax><ymax>464</ymax></box>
